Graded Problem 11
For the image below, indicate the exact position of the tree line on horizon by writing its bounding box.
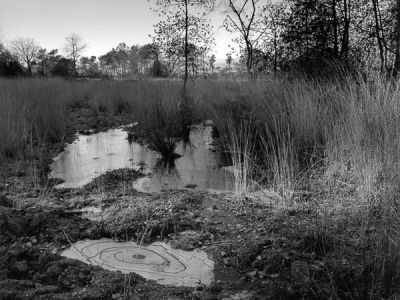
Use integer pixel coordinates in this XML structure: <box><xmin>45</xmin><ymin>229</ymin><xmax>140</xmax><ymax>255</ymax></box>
<box><xmin>0</xmin><ymin>34</ymin><xmax>231</xmax><ymax>79</ymax></box>
<box><xmin>0</xmin><ymin>34</ymin><xmax>171</xmax><ymax>79</ymax></box>
<box><xmin>2</xmin><ymin>0</ymin><xmax>400</xmax><ymax>79</ymax></box>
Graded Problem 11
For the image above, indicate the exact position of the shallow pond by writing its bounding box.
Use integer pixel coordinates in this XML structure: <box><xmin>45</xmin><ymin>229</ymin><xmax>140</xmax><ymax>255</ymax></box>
<box><xmin>50</xmin><ymin>124</ymin><xmax>234</xmax><ymax>192</ymax></box>
<box><xmin>61</xmin><ymin>239</ymin><xmax>214</xmax><ymax>287</ymax></box>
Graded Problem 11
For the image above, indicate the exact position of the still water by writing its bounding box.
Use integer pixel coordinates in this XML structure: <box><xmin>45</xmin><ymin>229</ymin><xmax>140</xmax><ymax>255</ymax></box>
<box><xmin>50</xmin><ymin>124</ymin><xmax>234</xmax><ymax>192</ymax></box>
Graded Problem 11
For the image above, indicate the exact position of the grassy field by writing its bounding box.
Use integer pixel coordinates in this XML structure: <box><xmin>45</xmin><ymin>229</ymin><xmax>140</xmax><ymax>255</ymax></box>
<box><xmin>1</xmin><ymin>76</ymin><xmax>400</xmax><ymax>297</ymax></box>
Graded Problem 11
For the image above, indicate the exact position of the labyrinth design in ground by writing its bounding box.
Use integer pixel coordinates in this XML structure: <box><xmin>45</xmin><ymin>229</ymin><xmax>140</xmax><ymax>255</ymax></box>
<box><xmin>61</xmin><ymin>239</ymin><xmax>214</xmax><ymax>287</ymax></box>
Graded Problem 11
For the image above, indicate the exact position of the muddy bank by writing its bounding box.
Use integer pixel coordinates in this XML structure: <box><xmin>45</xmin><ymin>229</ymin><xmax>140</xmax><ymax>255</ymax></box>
<box><xmin>1</xmin><ymin>102</ymin><xmax>399</xmax><ymax>299</ymax></box>
<box><xmin>0</xmin><ymin>192</ymin><xmax>211</xmax><ymax>299</ymax></box>
<box><xmin>2</xmin><ymin>179</ymin><xmax>393</xmax><ymax>299</ymax></box>
<box><xmin>0</xmin><ymin>183</ymin><xmax>268</xmax><ymax>299</ymax></box>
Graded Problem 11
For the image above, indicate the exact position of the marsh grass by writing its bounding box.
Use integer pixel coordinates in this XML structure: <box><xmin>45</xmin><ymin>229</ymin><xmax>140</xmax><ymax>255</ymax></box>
<box><xmin>1</xmin><ymin>76</ymin><xmax>400</xmax><ymax>298</ymax></box>
<box><xmin>222</xmin><ymin>118</ymin><xmax>257</xmax><ymax>198</ymax></box>
<box><xmin>0</xmin><ymin>78</ymin><xmax>70</xmax><ymax>159</ymax></box>
<box><xmin>0</xmin><ymin>78</ymin><xmax>191</xmax><ymax>163</ymax></box>
<box><xmin>261</xmin><ymin>118</ymin><xmax>297</xmax><ymax>202</ymax></box>
<box><xmin>2</xmin><ymin>77</ymin><xmax>400</xmax><ymax>200</ymax></box>
<box><xmin>129</xmin><ymin>81</ymin><xmax>185</xmax><ymax>161</ymax></box>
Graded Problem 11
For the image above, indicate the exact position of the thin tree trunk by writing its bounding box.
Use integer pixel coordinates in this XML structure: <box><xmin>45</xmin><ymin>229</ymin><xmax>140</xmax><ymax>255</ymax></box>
<box><xmin>395</xmin><ymin>0</ymin><xmax>400</xmax><ymax>75</ymax></box>
<box><xmin>372</xmin><ymin>0</ymin><xmax>385</xmax><ymax>72</ymax></box>
<box><xmin>73</xmin><ymin>59</ymin><xmax>77</xmax><ymax>77</ymax></box>
<box><xmin>184</xmin><ymin>0</ymin><xmax>189</xmax><ymax>89</ymax></box>
<box><xmin>305</xmin><ymin>1</ymin><xmax>310</xmax><ymax>59</ymax></box>
<box><xmin>273</xmin><ymin>30</ymin><xmax>278</xmax><ymax>76</ymax></box>
<box><xmin>341</xmin><ymin>0</ymin><xmax>350</xmax><ymax>58</ymax></box>
<box><xmin>332</xmin><ymin>0</ymin><xmax>339</xmax><ymax>57</ymax></box>
<box><xmin>376</xmin><ymin>1</ymin><xmax>388</xmax><ymax>70</ymax></box>
<box><xmin>27</xmin><ymin>62</ymin><xmax>32</xmax><ymax>76</ymax></box>
<box><xmin>247</xmin><ymin>42</ymin><xmax>253</xmax><ymax>75</ymax></box>
<box><xmin>268</xmin><ymin>12</ymin><xmax>278</xmax><ymax>76</ymax></box>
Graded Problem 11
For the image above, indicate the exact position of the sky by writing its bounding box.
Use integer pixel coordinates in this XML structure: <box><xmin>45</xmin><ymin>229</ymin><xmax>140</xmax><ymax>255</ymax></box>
<box><xmin>0</xmin><ymin>0</ymin><xmax>235</xmax><ymax>62</ymax></box>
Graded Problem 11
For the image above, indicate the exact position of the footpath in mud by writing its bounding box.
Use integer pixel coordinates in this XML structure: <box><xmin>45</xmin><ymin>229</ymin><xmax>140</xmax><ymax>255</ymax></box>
<box><xmin>0</xmin><ymin>104</ymin><xmax>394</xmax><ymax>300</ymax></box>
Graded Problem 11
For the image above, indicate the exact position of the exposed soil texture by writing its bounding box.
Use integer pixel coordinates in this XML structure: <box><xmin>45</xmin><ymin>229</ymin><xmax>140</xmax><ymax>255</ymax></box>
<box><xmin>1</xmin><ymin>104</ymin><xmax>399</xmax><ymax>300</ymax></box>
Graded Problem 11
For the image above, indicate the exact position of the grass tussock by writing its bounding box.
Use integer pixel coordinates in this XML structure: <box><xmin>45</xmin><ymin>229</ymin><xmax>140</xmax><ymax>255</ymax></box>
<box><xmin>221</xmin><ymin>118</ymin><xmax>257</xmax><ymax>197</ymax></box>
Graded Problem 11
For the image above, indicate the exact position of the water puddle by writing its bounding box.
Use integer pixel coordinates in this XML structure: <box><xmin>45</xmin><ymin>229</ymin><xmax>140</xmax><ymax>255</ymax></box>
<box><xmin>50</xmin><ymin>124</ymin><xmax>234</xmax><ymax>192</ymax></box>
<box><xmin>133</xmin><ymin>125</ymin><xmax>234</xmax><ymax>193</ymax></box>
<box><xmin>61</xmin><ymin>239</ymin><xmax>214</xmax><ymax>287</ymax></box>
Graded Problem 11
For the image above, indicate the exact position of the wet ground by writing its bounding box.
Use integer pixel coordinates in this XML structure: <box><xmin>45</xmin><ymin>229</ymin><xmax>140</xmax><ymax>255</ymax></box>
<box><xmin>1</xmin><ymin>103</ymin><xmax>399</xmax><ymax>299</ymax></box>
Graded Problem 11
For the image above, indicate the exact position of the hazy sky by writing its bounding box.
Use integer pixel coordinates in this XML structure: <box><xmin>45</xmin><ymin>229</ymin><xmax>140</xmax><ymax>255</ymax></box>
<box><xmin>0</xmin><ymin>0</ymin><xmax>234</xmax><ymax>61</ymax></box>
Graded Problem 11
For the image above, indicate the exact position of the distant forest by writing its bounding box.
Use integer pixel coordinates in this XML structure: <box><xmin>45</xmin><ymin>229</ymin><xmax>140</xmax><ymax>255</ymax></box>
<box><xmin>1</xmin><ymin>0</ymin><xmax>400</xmax><ymax>79</ymax></box>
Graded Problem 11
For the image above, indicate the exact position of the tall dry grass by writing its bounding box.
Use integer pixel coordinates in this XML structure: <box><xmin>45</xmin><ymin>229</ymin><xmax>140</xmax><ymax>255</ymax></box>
<box><xmin>2</xmin><ymin>77</ymin><xmax>400</xmax><ymax>202</ymax></box>
<box><xmin>223</xmin><ymin>119</ymin><xmax>256</xmax><ymax>197</ymax></box>
<box><xmin>0</xmin><ymin>78</ymin><xmax>73</xmax><ymax>159</ymax></box>
<box><xmin>204</xmin><ymin>76</ymin><xmax>400</xmax><ymax>297</ymax></box>
<box><xmin>1</xmin><ymin>76</ymin><xmax>399</xmax><ymax>297</ymax></box>
<box><xmin>192</xmin><ymin>77</ymin><xmax>399</xmax><ymax>203</ymax></box>
<box><xmin>0</xmin><ymin>79</ymin><xmax>188</xmax><ymax>161</ymax></box>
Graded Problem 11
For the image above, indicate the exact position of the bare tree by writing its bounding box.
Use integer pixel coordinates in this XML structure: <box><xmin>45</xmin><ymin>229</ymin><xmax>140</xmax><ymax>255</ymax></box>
<box><xmin>64</xmin><ymin>33</ymin><xmax>86</xmax><ymax>76</ymax></box>
<box><xmin>224</xmin><ymin>0</ymin><xmax>266</xmax><ymax>76</ymax></box>
<box><xmin>9</xmin><ymin>37</ymin><xmax>40</xmax><ymax>75</ymax></box>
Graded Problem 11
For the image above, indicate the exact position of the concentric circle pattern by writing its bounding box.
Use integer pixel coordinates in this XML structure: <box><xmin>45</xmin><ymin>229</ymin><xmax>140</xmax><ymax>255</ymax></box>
<box><xmin>61</xmin><ymin>239</ymin><xmax>214</xmax><ymax>287</ymax></box>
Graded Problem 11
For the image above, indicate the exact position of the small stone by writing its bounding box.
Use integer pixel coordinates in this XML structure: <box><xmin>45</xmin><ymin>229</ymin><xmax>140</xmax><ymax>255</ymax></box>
<box><xmin>256</xmin><ymin>255</ymin><xmax>262</xmax><ymax>261</ymax></box>
<box><xmin>220</xmin><ymin>251</ymin><xmax>226</xmax><ymax>257</ymax></box>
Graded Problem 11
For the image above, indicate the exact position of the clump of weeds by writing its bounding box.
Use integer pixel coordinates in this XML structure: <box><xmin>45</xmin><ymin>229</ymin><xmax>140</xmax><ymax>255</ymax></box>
<box><xmin>101</xmin><ymin>191</ymin><xmax>207</xmax><ymax>244</ymax></box>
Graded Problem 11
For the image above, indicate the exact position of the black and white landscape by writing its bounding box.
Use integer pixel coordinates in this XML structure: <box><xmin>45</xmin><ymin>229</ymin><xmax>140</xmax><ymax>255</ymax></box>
<box><xmin>1</xmin><ymin>0</ymin><xmax>400</xmax><ymax>299</ymax></box>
